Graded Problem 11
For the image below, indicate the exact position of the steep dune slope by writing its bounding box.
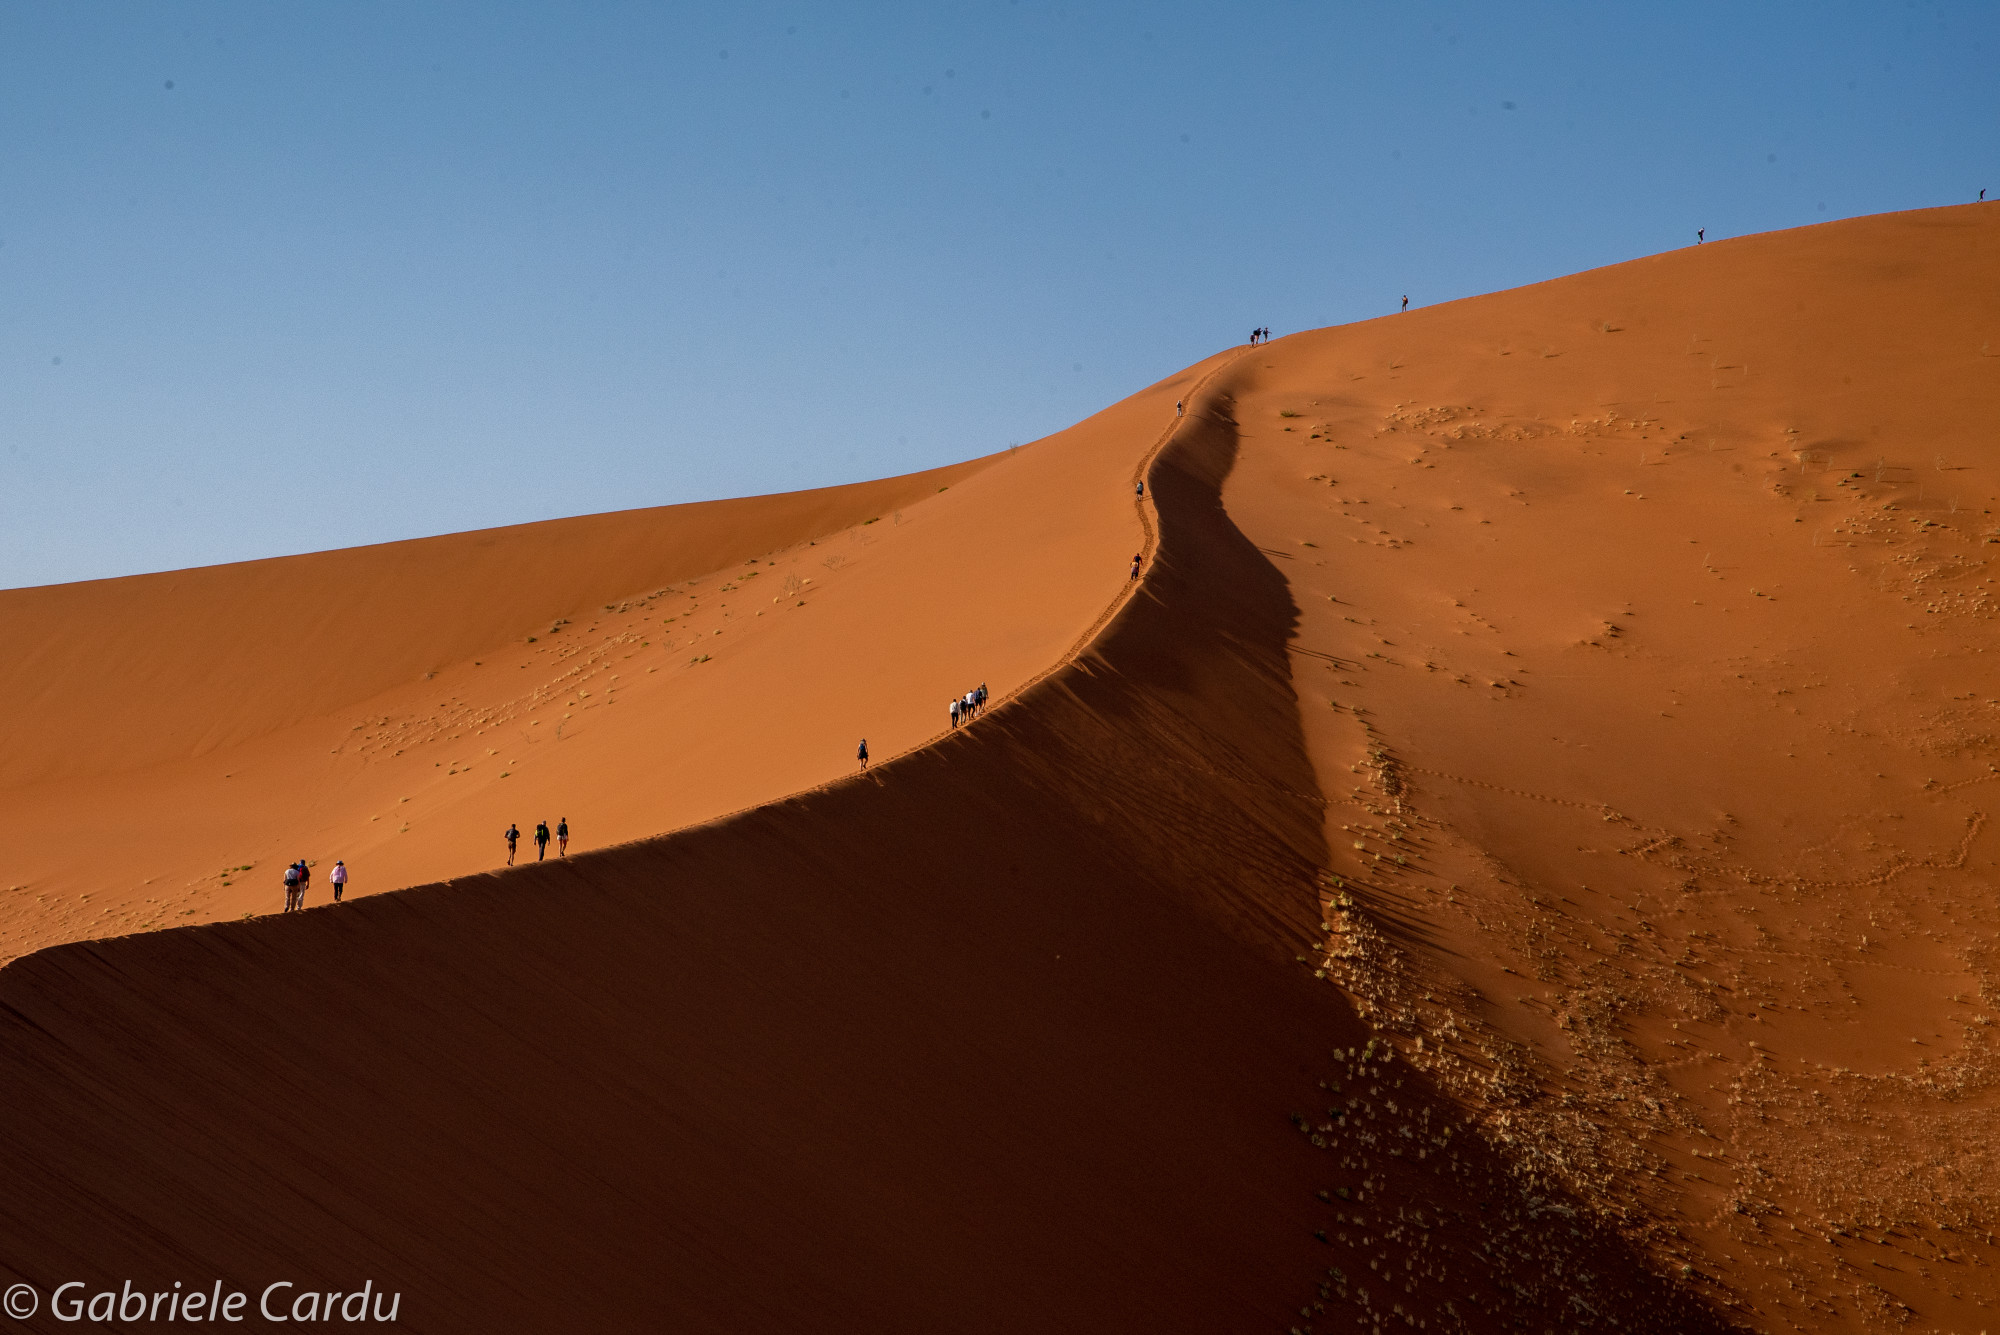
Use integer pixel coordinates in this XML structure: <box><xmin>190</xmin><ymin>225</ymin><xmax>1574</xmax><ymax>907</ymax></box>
<box><xmin>0</xmin><ymin>364</ymin><xmax>1719</xmax><ymax>1335</ymax></box>
<box><xmin>1223</xmin><ymin>202</ymin><xmax>2000</xmax><ymax>1330</ymax></box>
<box><xmin>0</xmin><ymin>351</ymin><xmax>1234</xmax><ymax>963</ymax></box>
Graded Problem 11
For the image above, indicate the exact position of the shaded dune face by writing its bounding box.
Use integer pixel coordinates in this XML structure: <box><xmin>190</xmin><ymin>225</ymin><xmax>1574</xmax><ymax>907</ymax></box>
<box><xmin>1225</xmin><ymin>202</ymin><xmax>2000</xmax><ymax>1330</ymax></box>
<box><xmin>0</xmin><ymin>372</ymin><xmax>1719</xmax><ymax>1332</ymax></box>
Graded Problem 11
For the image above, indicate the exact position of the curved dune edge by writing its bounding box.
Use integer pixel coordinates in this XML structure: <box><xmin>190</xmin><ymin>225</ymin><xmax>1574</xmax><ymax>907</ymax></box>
<box><xmin>0</xmin><ymin>352</ymin><xmax>1215</xmax><ymax>962</ymax></box>
<box><xmin>0</xmin><ymin>345</ymin><xmax>1730</xmax><ymax>1333</ymax></box>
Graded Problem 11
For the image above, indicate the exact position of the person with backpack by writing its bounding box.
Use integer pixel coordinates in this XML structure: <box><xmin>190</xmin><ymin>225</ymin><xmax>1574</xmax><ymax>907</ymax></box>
<box><xmin>283</xmin><ymin>862</ymin><xmax>301</xmax><ymax>913</ymax></box>
<box><xmin>504</xmin><ymin>824</ymin><xmax>520</xmax><ymax>865</ymax></box>
<box><xmin>330</xmin><ymin>859</ymin><xmax>348</xmax><ymax>903</ymax></box>
<box><xmin>857</xmin><ymin>739</ymin><xmax>869</xmax><ymax>770</ymax></box>
<box><xmin>557</xmin><ymin>817</ymin><xmax>569</xmax><ymax>856</ymax></box>
<box><xmin>534</xmin><ymin>820</ymin><xmax>551</xmax><ymax>861</ymax></box>
<box><xmin>297</xmin><ymin>859</ymin><xmax>311</xmax><ymax>906</ymax></box>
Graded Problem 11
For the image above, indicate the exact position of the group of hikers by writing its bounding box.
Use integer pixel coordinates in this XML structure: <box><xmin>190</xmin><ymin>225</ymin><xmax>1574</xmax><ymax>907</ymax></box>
<box><xmin>950</xmin><ymin>683</ymin><xmax>989</xmax><ymax>729</ymax></box>
<box><xmin>281</xmin><ymin>858</ymin><xmax>347</xmax><ymax>912</ymax></box>
<box><xmin>503</xmin><ymin>818</ymin><xmax>570</xmax><ymax>865</ymax></box>
<box><xmin>277</xmin><ymin>817</ymin><xmax>575</xmax><ymax>911</ymax></box>
<box><xmin>1248</xmin><ymin>326</ymin><xmax>1273</xmax><ymax>345</ymax></box>
<box><xmin>851</xmin><ymin>680</ymin><xmax>992</xmax><ymax>771</ymax></box>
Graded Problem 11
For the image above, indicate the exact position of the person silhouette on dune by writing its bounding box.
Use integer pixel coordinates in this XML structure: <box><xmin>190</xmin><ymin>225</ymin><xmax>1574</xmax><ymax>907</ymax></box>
<box><xmin>330</xmin><ymin>859</ymin><xmax>348</xmax><ymax>904</ymax></box>
<box><xmin>1401</xmin><ymin>295</ymin><xmax>1408</xmax><ymax>312</ymax></box>
<box><xmin>534</xmin><ymin>820</ymin><xmax>551</xmax><ymax>861</ymax></box>
<box><xmin>504</xmin><ymin>824</ymin><xmax>520</xmax><ymax>866</ymax></box>
<box><xmin>857</xmin><ymin>738</ymin><xmax>869</xmax><ymax>770</ymax></box>
<box><xmin>557</xmin><ymin>817</ymin><xmax>569</xmax><ymax>856</ymax></box>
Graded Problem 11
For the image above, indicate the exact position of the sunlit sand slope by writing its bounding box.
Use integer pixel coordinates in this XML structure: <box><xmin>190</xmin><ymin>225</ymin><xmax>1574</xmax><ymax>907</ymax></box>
<box><xmin>0</xmin><ymin>353</ymin><xmax>1231</xmax><ymax>963</ymax></box>
<box><xmin>1223</xmin><ymin>201</ymin><xmax>2000</xmax><ymax>1330</ymax></box>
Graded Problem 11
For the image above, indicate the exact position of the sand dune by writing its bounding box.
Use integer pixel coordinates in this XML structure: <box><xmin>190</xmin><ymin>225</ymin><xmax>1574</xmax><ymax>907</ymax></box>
<box><xmin>1223</xmin><ymin>201</ymin><xmax>2000</xmax><ymax>1329</ymax></box>
<box><xmin>2</xmin><ymin>203</ymin><xmax>1996</xmax><ymax>1331</ymax></box>
<box><xmin>0</xmin><ymin>346</ymin><xmax>1714</xmax><ymax>1335</ymax></box>
<box><xmin>0</xmin><ymin>351</ymin><xmax>1234</xmax><ymax>962</ymax></box>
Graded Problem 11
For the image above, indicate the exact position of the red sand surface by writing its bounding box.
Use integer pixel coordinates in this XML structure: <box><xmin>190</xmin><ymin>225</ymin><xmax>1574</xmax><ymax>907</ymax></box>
<box><xmin>1</xmin><ymin>204</ymin><xmax>1995</xmax><ymax>1332</ymax></box>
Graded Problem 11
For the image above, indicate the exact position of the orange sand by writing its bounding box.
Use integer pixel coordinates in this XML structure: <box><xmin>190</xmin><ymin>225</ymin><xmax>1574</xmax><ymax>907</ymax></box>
<box><xmin>1</xmin><ymin>203</ymin><xmax>1995</xmax><ymax>1333</ymax></box>
<box><xmin>0</xmin><ymin>351</ymin><xmax>1235</xmax><ymax>959</ymax></box>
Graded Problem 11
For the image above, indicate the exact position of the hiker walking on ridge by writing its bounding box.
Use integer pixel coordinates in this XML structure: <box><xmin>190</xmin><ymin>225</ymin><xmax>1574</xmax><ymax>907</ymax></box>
<box><xmin>1401</xmin><ymin>295</ymin><xmax>1408</xmax><ymax>313</ymax></box>
<box><xmin>283</xmin><ymin>862</ymin><xmax>301</xmax><ymax>913</ymax></box>
<box><xmin>534</xmin><ymin>820</ymin><xmax>551</xmax><ymax>861</ymax></box>
<box><xmin>1130</xmin><ymin>552</ymin><xmax>1142</xmax><ymax>581</ymax></box>
<box><xmin>1697</xmin><ymin>228</ymin><xmax>1704</xmax><ymax>243</ymax></box>
<box><xmin>557</xmin><ymin>817</ymin><xmax>569</xmax><ymax>856</ymax></box>
<box><xmin>950</xmin><ymin>698</ymin><xmax>961</xmax><ymax>729</ymax></box>
<box><xmin>330</xmin><ymin>859</ymin><xmax>348</xmax><ymax>904</ymax></box>
<box><xmin>1176</xmin><ymin>399</ymin><xmax>1184</xmax><ymax>417</ymax></box>
<box><xmin>505</xmin><ymin>823</ymin><xmax>520</xmax><ymax>866</ymax></box>
<box><xmin>297</xmin><ymin>859</ymin><xmax>311</xmax><ymax>906</ymax></box>
<box><xmin>857</xmin><ymin>739</ymin><xmax>869</xmax><ymax>770</ymax></box>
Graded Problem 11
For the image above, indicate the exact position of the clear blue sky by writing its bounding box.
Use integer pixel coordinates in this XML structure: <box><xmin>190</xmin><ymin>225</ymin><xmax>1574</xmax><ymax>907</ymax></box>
<box><xmin>3</xmin><ymin>2</ymin><xmax>1993</xmax><ymax>588</ymax></box>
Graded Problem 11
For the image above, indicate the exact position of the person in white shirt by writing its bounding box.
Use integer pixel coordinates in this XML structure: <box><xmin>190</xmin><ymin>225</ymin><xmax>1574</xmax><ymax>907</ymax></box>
<box><xmin>330</xmin><ymin>859</ymin><xmax>349</xmax><ymax>904</ymax></box>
